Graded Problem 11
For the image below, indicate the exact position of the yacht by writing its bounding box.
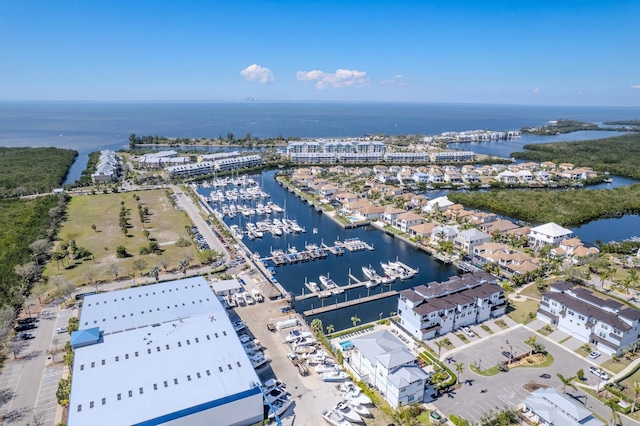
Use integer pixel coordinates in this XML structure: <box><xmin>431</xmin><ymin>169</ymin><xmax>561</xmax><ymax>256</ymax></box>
<box><xmin>251</xmin><ymin>288</ymin><xmax>264</xmax><ymax>303</ymax></box>
<box><xmin>285</xmin><ymin>329</ymin><xmax>314</xmax><ymax>343</ymax></box>
<box><xmin>267</xmin><ymin>397</ymin><xmax>293</xmax><ymax>420</ymax></box>
<box><xmin>314</xmin><ymin>363</ymin><xmax>343</xmax><ymax>374</ymax></box>
<box><xmin>319</xmin><ymin>275</ymin><xmax>338</xmax><ymax>292</ymax></box>
<box><xmin>249</xmin><ymin>353</ymin><xmax>269</xmax><ymax>369</ymax></box>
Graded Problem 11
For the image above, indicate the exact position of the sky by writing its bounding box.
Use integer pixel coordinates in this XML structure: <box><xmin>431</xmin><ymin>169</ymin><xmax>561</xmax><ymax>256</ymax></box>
<box><xmin>1</xmin><ymin>0</ymin><xmax>639</xmax><ymax>106</ymax></box>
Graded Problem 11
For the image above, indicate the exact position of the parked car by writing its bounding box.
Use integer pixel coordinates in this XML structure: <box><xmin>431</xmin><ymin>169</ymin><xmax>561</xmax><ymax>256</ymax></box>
<box><xmin>589</xmin><ymin>366</ymin><xmax>610</xmax><ymax>380</ymax></box>
<box><xmin>267</xmin><ymin>323</ymin><xmax>276</xmax><ymax>333</ymax></box>
<box><xmin>19</xmin><ymin>333</ymin><xmax>35</xmax><ymax>340</ymax></box>
<box><xmin>56</xmin><ymin>326</ymin><xmax>67</xmax><ymax>334</ymax></box>
<box><xmin>588</xmin><ymin>351</ymin><xmax>601</xmax><ymax>359</ymax></box>
<box><xmin>462</xmin><ymin>326</ymin><xmax>474</xmax><ymax>338</ymax></box>
<box><xmin>17</xmin><ymin>317</ymin><xmax>38</xmax><ymax>325</ymax></box>
<box><xmin>14</xmin><ymin>323</ymin><xmax>36</xmax><ymax>332</ymax></box>
<box><xmin>539</xmin><ymin>373</ymin><xmax>551</xmax><ymax>379</ymax></box>
<box><xmin>501</xmin><ymin>351</ymin><xmax>512</xmax><ymax>359</ymax></box>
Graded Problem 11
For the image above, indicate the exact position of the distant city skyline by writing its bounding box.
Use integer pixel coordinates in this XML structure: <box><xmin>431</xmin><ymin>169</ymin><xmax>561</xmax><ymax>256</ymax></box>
<box><xmin>1</xmin><ymin>0</ymin><xmax>639</xmax><ymax>106</ymax></box>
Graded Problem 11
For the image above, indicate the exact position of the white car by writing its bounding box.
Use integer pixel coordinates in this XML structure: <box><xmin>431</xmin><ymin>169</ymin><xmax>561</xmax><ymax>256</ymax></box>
<box><xmin>588</xmin><ymin>351</ymin><xmax>601</xmax><ymax>359</ymax></box>
<box><xmin>589</xmin><ymin>366</ymin><xmax>609</xmax><ymax>380</ymax></box>
<box><xmin>56</xmin><ymin>327</ymin><xmax>67</xmax><ymax>334</ymax></box>
<box><xmin>462</xmin><ymin>326</ymin><xmax>474</xmax><ymax>338</ymax></box>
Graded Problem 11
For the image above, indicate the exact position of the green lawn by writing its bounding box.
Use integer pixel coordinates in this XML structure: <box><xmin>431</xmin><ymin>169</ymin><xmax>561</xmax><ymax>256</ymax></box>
<box><xmin>44</xmin><ymin>190</ymin><xmax>199</xmax><ymax>287</ymax></box>
<box><xmin>507</xmin><ymin>299</ymin><xmax>540</xmax><ymax>324</ymax></box>
<box><xmin>470</xmin><ymin>364</ymin><xmax>501</xmax><ymax>376</ymax></box>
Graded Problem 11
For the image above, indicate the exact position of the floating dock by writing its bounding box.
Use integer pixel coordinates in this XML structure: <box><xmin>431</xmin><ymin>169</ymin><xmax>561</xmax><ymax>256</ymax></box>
<box><xmin>302</xmin><ymin>291</ymin><xmax>398</xmax><ymax>316</ymax></box>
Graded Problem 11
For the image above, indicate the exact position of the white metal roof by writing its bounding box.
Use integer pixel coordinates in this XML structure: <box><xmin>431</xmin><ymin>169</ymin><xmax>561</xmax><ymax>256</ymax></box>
<box><xmin>68</xmin><ymin>277</ymin><xmax>260</xmax><ymax>426</ymax></box>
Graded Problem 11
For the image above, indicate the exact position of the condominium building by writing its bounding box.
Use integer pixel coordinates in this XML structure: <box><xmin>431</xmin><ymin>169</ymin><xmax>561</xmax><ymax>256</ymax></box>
<box><xmin>397</xmin><ymin>272</ymin><xmax>505</xmax><ymax>341</ymax></box>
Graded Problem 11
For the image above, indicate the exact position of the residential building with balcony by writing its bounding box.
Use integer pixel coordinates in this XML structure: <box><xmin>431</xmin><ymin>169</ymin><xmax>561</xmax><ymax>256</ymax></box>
<box><xmin>397</xmin><ymin>272</ymin><xmax>505</xmax><ymax>341</ymax></box>
<box><xmin>537</xmin><ymin>282</ymin><xmax>640</xmax><ymax>355</ymax></box>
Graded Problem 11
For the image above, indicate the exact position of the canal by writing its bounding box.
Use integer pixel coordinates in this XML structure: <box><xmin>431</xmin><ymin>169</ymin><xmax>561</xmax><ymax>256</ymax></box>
<box><xmin>199</xmin><ymin>170</ymin><xmax>459</xmax><ymax>331</ymax></box>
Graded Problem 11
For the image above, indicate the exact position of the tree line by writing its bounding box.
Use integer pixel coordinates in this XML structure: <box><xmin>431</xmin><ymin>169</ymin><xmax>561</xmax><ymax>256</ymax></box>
<box><xmin>0</xmin><ymin>147</ymin><xmax>77</xmax><ymax>198</ymax></box>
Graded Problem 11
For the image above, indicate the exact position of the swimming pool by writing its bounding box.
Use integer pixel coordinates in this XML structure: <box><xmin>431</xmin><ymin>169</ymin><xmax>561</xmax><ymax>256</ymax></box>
<box><xmin>339</xmin><ymin>340</ymin><xmax>353</xmax><ymax>350</ymax></box>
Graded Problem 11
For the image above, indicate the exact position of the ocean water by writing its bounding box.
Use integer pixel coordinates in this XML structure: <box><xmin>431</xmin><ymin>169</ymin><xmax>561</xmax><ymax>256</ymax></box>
<box><xmin>2</xmin><ymin>101</ymin><xmax>639</xmax><ymax>183</ymax></box>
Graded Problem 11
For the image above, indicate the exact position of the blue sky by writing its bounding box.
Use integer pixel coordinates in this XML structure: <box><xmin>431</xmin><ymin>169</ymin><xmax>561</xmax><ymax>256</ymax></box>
<box><xmin>1</xmin><ymin>0</ymin><xmax>639</xmax><ymax>105</ymax></box>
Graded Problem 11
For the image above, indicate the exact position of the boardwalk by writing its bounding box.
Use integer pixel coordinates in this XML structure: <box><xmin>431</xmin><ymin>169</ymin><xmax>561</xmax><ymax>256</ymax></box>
<box><xmin>302</xmin><ymin>291</ymin><xmax>398</xmax><ymax>316</ymax></box>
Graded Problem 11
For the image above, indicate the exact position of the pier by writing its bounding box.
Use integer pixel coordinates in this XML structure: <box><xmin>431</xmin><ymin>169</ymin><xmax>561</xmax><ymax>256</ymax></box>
<box><xmin>302</xmin><ymin>291</ymin><xmax>399</xmax><ymax>316</ymax></box>
<box><xmin>294</xmin><ymin>277</ymin><xmax>379</xmax><ymax>301</ymax></box>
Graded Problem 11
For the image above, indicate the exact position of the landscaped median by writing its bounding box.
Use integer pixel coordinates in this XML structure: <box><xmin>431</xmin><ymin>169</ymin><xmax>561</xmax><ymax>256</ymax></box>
<box><xmin>418</xmin><ymin>351</ymin><xmax>457</xmax><ymax>390</ymax></box>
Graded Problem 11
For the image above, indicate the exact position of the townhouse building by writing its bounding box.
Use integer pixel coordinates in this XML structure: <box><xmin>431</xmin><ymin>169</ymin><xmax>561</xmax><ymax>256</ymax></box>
<box><xmin>537</xmin><ymin>282</ymin><xmax>640</xmax><ymax>355</ymax></box>
<box><xmin>397</xmin><ymin>272</ymin><xmax>505</xmax><ymax>341</ymax></box>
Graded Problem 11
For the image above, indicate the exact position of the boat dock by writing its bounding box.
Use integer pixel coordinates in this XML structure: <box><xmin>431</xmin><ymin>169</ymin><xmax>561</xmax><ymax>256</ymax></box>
<box><xmin>302</xmin><ymin>291</ymin><xmax>399</xmax><ymax>316</ymax></box>
<box><xmin>294</xmin><ymin>276</ymin><xmax>379</xmax><ymax>301</ymax></box>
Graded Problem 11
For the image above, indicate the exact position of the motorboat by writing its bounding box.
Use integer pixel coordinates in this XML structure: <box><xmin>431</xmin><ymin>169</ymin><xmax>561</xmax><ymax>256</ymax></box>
<box><xmin>234</xmin><ymin>292</ymin><xmax>246</xmax><ymax>307</ymax></box>
<box><xmin>267</xmin><ymin>397</ymin><xmax>293</xmax><ymax>420</ymax></box>
<box><xmin>285</xmin><ymin>329</ymin><xmax>314</xmax><ymax>343</ymax></box>
<box><xmin>250</xmin><ymin>353</ymin><xmax>269</xmax><ymax>369</ymax></box>
<box><xmin>292</xmin><ymin>336</ymin><xmax>317</xmax><ymax>348</ymax></box>
<box><xmin>226</xmin><ymin>294</ymin><xmax>237</xmax><ymax>308</ymax></box>
<box><xmin>321</xmin><ymin>371</ymin><xmax>349</xmax><ymax>382</ymax></box>
<box><xmin>243</xmin><ymin>291</ymin><xmax>255</xmax><ymax>305</ymax></box>
<box><xmin>251</xmin><ymin>288</ymin><xmax>264</xmax><ymax>303</ymax></box>
<box><xmin>347</xmin><ymin>400</ymin><xmax>371</xmax><ymax>418</ymax></box>
<box><xmin>232</xmin><ymin>320</ymin><xmax>246</xmax><ymax>332</ymax></box>
<box><xmin>334</xmin><ymin>400</ymin><xmax>364</xmax><ymax>424</ymax></box>
<box><xmin>319</xmin><ymin>275</ymin><xmax>338</xmax><ymax>292</ymax></box>
<box><xmin>315</xmin><ymin>363</ymin><xmax>343</xmax><ymax>374</ymax></box>
<box><xmin>264</xmin><ymin>386</ymin><xmax>290</xmax><ymax>404</ymax></box>
<box><xmin>361</xmin><ymin>265</ymin><xmax>382</xmax><ymax>285</ymax></box>
<box><xmin>321</xmin><ymin>408</ymin><xmax>353</xmax><ymax>426</ymax></box>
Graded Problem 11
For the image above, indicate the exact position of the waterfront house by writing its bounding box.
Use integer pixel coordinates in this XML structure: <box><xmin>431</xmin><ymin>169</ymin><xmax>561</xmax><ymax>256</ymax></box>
<box><xmin>408</xmin><ymin>222</ymin><xmax>439</xmax><ymax>239</ymax></box>
<box><xmin>528</xmin><ymin>222</ymin><xmax>573</xmax><ymax>248</ymax></box>
<box><xmin>480</xmin><ymin>219</ymin><xmax>520</xmax><ymax>235</ymax></box>
<box><xmin>351</xmin><ymin>202</ymin><xmax>386</xmax><ymax>221</ymax></box>
<box><xmin>423</xmin><ymin>196</ymin><xmax>454</xmax><ymax>214</ymax></box>
<box><xmin>540</xmin><ymin>161</ymin><xmax>557</xmax><ymax>171</ymax></box>
<box><xmin>412</xmin><ymin>172</ymin><xmax>429</xmax><ymax>183</ymax></box>
<box><xmin>472</xmin><ymin>242</ymin><xmax>511</xmax><ymax>266</ymax></box>
<box><xmin>453</xmin><ymin>228</ymin><xmax>491</xmax><ymax>255</ymax></box>
<box><xmin>534</xmin><ymin>170</ymin><xmax>552</xmax><ymax>183</ymax></box>
<box><xmin>397</xmin><ymin>272</ymin><xmax>505</xmax><ymax>341</ymax></box>
<box><xmin>382</xmin><ymin>206</ymin><xmax>407</xmax><ymax>225</ymax></box>
<box><xmin>537</xmin><ymin>282</ymin><xmax>640</xmax><ymax>355</ymax></box>
<box><xmin>394</xmin><ymin>212</ymin><xmax>424</xmax><ymax>233</ymax></box>
<box><xmin>496</xmin><ymin>170</ymin><xmax>518</xmax><ymax>184</ymax></box>
<box><xmin>430</xmin><ymin>225</ymin><xmax>458</xmax><ymax>245</ymax></box>
<box><xmin>343</xmin><ymin>330</ymin><xmax>436</xmax><ymax>407</ymax></box>
<box><xmin>521</xmin><ymin>388</ymin><xmax>604</xmax><ymax>426</ymax></box>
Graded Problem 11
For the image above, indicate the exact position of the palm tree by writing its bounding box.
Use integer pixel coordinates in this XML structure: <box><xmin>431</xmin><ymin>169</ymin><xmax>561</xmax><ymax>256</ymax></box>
<box><xmin>632</xmin><ymin>381</ymin><xmax>640</xmax><ymax>413</ymax></box>
<box><xmin>310</xmin><ymin>318</ymin><xmax>323</xmax><ymax>335</ymax></box>
<box><xmin>557</xmin><ymin>373</ymin><xmax>577</xmax><ymax>393</ymax></box>
<box><xmin>606</xmin><ymin>398</ymin><xmax>622</xmax><ymax>426</ymax></box>
<box><xmin>525</xmin><ymin>335</ymin><xmax>537</xmax><ymax>356</ymax></box>
<box><xmin>454</xmin><ymin>362</ymin><xmax>464</xmax><ymax>385</ymax></box>
<box><xmin>350</xmin><ymin>315</ymin><xmax>361</xmax><ymax>328</ymax></box>
<box><xmin>435</xmin><ymin>340</ymin><xmax>446</xmax><ymax>359</ymax></box>
<box><xmin>326</xmin><ymin>324</ymin><xmax>335</xmax><ymax>335</ymax></box>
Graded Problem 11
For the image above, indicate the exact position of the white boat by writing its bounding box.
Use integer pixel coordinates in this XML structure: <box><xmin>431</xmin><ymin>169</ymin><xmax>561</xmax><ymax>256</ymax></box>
<box><xmin>334</xmin><ymin>400</ymin><xmax>363</xmax><ymax>424</ymax></box>
<box><xmin>285</xmin><ymin>329</ymin><xmax>314</xmax><ymax>343</ymax></box>
<box><xmin>234</xmin><ymin>292</ymin><xmax>246</xmax><ymax>307</ymax></box>
<box><xmin>321</xmin><ymin>408</ymin><xmax>353</xmax><ymax>426</ymax></box>
<box><xmin>315</xmin><ymin>363</ymin><xmax>343</xmax><ymax>374</ymax></box>
<box><xmin>305</xmin><ymin>281</ymin><xmax>320</xmax><ymax>293</ymax></box>
<box><xmin>264</xmin><ymin>386</ymin><xmax>290</xmax><ymax>404</ymax></box>
<box><xmin>267</xmin><ymin>397</ymin><xmax>293</xmax><ymax>420</ymax></box>
<box><xmin>292</xmin><ymin>336</ymin><xmax>317</xmax><ymax>348</ymax></box>
<box><xmin>250</xmin><ymin>353</ymin><xmax>269</xmax><ymax>369</ymax></box>
<box><xmin>232</xmin><ymin>320</ymin><xmax>246</xmax><ymax>332</ymax></box>
<box><xmin>361</xmin><ymin>265</ymin><xmax>382</xmax><ymax>284</ymax></box>
<box><xmin>226</xmin><ymin>294</ymin><xmax>237</xmax><ymax>308</ymax></box>
<box><xmin>251</xmin><ymin>288</ymin><xmax>264</xmax><ymax>303</ymax></box>
<box><xmin>319</xmin><ymin>275</ymin><xmax>338</xmax><ymax>291</ymax></box>
<box><xmin>321</xmin><ymin>371</ymin><xmax>349</xmax><ymax>382</ymax></box>
<box><xmin>243</xmin><ymin>291</ymin><xmax>255</xmax><ymax>305</ymax></box>
<box><xmin>261</xmin><ymin>378</ymin><xmax>284</xmax><ymax>392</ymax></box>
<box><xmin>344</xmin><ymin>392</ymin><xmax>373</xmax><ymax>407</ymax></box>
<box><xmin>348</xmin><ymin>400</ymin><xmax>371</xmax><ymax>418</ymax></box>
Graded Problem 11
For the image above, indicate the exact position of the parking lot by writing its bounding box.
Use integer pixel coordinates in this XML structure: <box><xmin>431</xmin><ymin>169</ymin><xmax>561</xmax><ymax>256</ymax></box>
<box><xmin>432</xmin><ymin>326</ymin><xmax>606</xmax><ymax>424</ymax></box>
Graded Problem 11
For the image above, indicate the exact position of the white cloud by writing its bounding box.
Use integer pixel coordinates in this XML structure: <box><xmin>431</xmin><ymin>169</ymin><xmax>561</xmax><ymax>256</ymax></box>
<box><xmin>296</xmin><ymin>68</ymin><xmax>370</xmax><ymax>89</ymax></box>
<box><xmin>240</xmin><ymin>64</ymin><xmax>275</xmax><ymax>83</ymax></box>
<box><xmin>631</xmin><ymin>85</ymin><xmax>640</xmax><ymax>89</ymax></box>
<box><xmin>380</xmin><ymin>74</ymin><xmax>412</xmax><ymax>87</ymax></box>
<box><xmin>532</xmin><ymin>87</ymin><xmax>540</xmax><ymax>94</ymax></box>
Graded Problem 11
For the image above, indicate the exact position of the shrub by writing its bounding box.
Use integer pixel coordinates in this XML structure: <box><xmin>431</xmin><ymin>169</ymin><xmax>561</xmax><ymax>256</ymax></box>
<box><xmin>116</xmin><ymin>246</ymin><xmax>128</xmax><ymax>258</ymax></box>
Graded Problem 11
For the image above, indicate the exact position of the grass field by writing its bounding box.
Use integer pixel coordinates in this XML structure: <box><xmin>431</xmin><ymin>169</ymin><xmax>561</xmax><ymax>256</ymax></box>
<box><xmin>507</xmin><ymin>298</ymin><xmax>539</xmax><ymax>324</ymax></box>
<box><xmin>44</xmin><ymin>190</ymin><xmax>199</xmax><ymax>286</ymax></box>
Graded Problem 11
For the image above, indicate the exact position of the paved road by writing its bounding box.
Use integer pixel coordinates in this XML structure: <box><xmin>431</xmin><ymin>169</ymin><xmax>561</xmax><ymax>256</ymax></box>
<box><xmin>433</xmin><ymin>325</ymin><xmax>640</xmax><ymax>425</ymax></box>
<box><xmin>0</xmin><ymin>304</ymin><xmax>72</xmax><ymax>426</ymax></box>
